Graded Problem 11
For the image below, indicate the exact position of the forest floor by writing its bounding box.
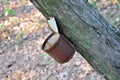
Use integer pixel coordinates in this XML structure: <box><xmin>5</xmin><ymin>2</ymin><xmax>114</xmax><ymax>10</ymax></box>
<box><xmin>0</xmin><ymin>0</ymin><xmax>120</xmax><ymax>80</ymax></box>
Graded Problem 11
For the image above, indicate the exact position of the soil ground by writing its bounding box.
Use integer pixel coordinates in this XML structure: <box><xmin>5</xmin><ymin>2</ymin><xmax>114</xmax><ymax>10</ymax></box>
<box><xmin>0</xmin><ymin>0</ymin><xmax>120</xmax><ymax>80</ymax></box>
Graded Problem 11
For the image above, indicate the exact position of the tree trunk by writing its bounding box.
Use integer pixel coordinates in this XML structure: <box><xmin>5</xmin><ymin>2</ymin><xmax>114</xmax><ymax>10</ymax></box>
<box><xmin>30</xmin><ymin>0</ymin><xmax>120</xmax><ymax>80</ymax></box>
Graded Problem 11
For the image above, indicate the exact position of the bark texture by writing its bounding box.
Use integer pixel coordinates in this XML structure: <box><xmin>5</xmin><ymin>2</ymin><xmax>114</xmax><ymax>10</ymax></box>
<box><xmin>30</xmin><ymin>0</ymin><xmax>120</xmax><ymax>80</ymax></box>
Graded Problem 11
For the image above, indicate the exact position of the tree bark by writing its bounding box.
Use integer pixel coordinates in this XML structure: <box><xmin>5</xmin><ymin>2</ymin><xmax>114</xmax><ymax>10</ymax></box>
<box><xmin>30</xmin><ymin>0</ymin><xmax>120</xmax><ymax>80</ymax></box>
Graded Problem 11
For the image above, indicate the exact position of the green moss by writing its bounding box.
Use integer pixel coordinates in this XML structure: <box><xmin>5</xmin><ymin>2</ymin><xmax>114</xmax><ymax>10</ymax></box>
<box><xmin>41</xmin><ymin>0</ymin><xmax>60</xmax><ymax>16</ymax></box>
<box><xmin>44</xmin><ymin>0</ymin><xmax>60</xmax><ymax>8</ymax></box>
<box><xmin>45</xmin><ymin>0</ymin><xmax>56</xmax><ymax>6</ymax></box>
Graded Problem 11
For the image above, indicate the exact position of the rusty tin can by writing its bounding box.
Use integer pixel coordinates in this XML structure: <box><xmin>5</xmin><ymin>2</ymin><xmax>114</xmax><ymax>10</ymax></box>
<box><xmin>42</xmin><ymin>33</ymin><xmax>75</xmax><ymax>64</ymax></box>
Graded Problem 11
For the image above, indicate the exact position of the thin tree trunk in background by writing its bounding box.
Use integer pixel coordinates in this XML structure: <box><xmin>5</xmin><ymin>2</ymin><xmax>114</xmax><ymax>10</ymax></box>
<box><xmin>30</xmin><ymin>0</ymin><xmax>120</xmax><ymax>80</ymax></box>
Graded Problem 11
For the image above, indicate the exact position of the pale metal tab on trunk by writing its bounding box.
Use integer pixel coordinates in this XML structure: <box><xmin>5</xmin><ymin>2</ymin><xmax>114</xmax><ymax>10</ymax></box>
<box><xmin>48</xmin><ymin>17</ymin><xmax>59</xmax><ymax>33</ymax></box>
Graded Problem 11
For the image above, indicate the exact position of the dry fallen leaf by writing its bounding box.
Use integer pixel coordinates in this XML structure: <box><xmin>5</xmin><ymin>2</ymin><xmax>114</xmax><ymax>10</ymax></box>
<box><xmin>2</xmin><ymin>32</ymin><xmax>8</xmax><ymax>38</ymax></box>
<box><xmin>111</xmin><ymin>0</ymin><xmax>118</xmax><ymax>4</ymax></box>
